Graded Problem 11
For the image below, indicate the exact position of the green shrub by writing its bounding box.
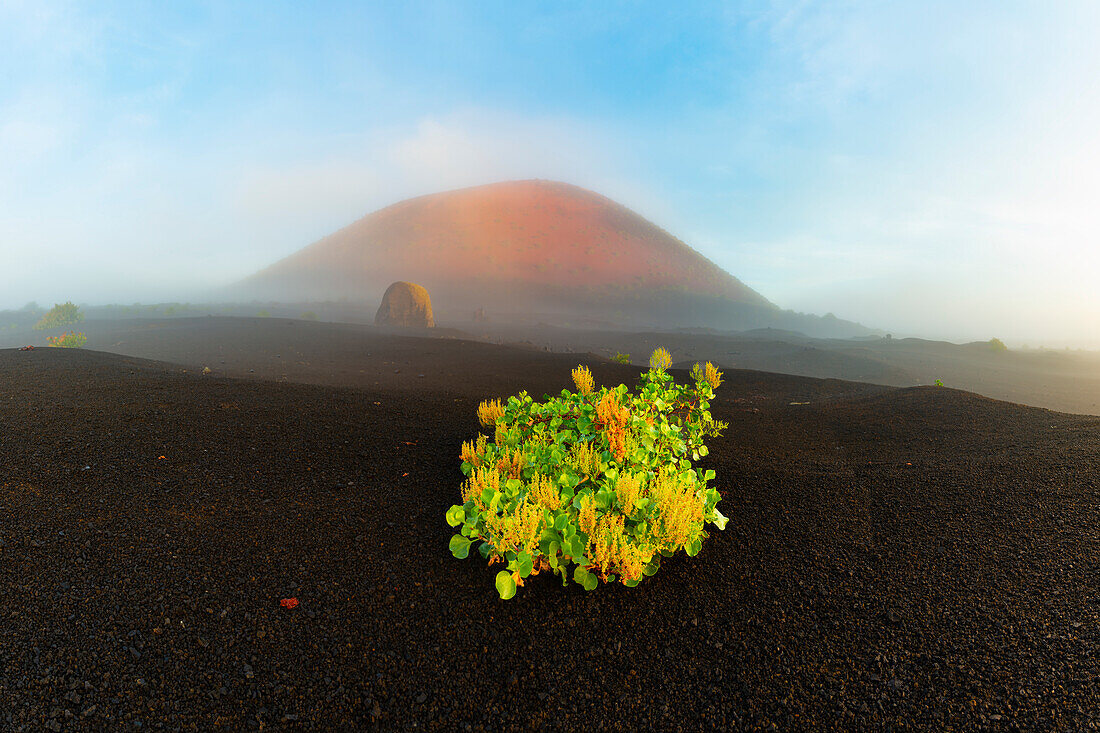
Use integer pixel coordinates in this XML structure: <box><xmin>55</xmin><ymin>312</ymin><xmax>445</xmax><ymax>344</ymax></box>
<box><xmin>989</xmin><ymin>337</ymin><xmax>1007</xmax><ymax>352</ymax></box>
<box><xmin>33</xmin><ymin>302</ymin><xmax>84</xmax><ymax>331</ymax></box>
<box><xmin>611</xmin><ymin>352</ymin><xmax>631</xmax><ymax>365</ymax></box>
<box><xmin>933</xmin><ymin>379</ymin><xmax>945</xmax><ymax>387</ymax></box>
<box><xmin>256</xmin><ymin>310</ymin><xmax>270</xmax><ymax>318</ymax></box>
<box><xmin>46</xmin><ymin>331</ymin><xmax>87</xmax><ymax>348</ymax></box>
<box><xmin>300</xmin><ymin>311</ymin><xmax>319</xmax><ymax>321</ymax></box>
<box><xmin>447</xmin><ymin>348</ymin><xmax>728</xmax><ymax>599</ymax></box>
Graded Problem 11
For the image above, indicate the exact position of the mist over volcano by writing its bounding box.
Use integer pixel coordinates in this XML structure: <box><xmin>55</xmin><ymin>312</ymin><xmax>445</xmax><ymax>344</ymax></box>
<box><xmin>240</xmin><ymin>179</ymin><xmax>868</xmax><ymax>336</ymax></box>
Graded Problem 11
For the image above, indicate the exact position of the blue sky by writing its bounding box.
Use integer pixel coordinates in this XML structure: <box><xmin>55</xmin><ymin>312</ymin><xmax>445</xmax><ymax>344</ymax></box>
<box><xmin>2</xmin><ymin>1</ymin><xmax>1099</xmax><ymax>345</ymax></box>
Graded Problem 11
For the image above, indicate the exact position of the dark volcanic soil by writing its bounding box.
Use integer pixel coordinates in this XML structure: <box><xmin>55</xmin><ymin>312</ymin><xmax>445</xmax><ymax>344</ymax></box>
<box><xmin>2</xmin><ymin>327</ymin><xmax>1100</xmax><ymax>730</ymax></box>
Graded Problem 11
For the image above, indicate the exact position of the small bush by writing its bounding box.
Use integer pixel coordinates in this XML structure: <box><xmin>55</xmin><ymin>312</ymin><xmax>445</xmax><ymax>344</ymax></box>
<box><xmin>989</xmin><ymin>338</ymin><xmax>1007</xmax><ymax>352</ymax></box>
<box><xmin>33</xmin><ymin>302</ymin><xmax>84</xmax><ymax>331</ymax></box>
<box><xmin>256</xmin><ymin>310</ymin><xmax>270</xmax><ymax>318</ymax></box>
<box><xmin>611</xmin><ymin>352</ymin><xmax>631</xmax><ymax>365</ymax></box>
<box><xmin>933</xmin><ymin>379</ymin><xmax>945</xmax><ymax>387</ymax></box>
<box><xmin>447</xmin><ymin>349</ymin><xmax>728</xmax><ymax>599</ymax></box>
<box><xmin>46</xmin><ymin>331</ymin><xmax>87</xmax><ymax>348</ymax></box>
<box><xmin>300</xmin><ymin>311</ymin><xmax>319</xmax><ymax>321</ymax></box>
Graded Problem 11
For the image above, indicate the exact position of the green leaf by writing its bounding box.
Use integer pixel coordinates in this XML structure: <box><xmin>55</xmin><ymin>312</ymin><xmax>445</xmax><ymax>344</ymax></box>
<box><xmin>445</xmin><ymin>505</ymin><xmax>466</xmax><ymax>527</ymax></box>
<box><xmin>704</xmin><ymin>469</ymin><xmax>716</xmax><ymax>482</ymax></box>
<box><xmin>711</xmin><ymin>507</ymin><xmax>728</xmax><ymax>530</ymax></box>
<box><xmin>505</xmin><ymin>478</ymin><xmax>522</xmax><ymax>492</ymax></box>
<box><xmin>478</xmin><ymin>542</ymin><xmax>491</xmax><ymax>559</ymax></box>
<box><xmin>642</xmin><ymin>558</ymin><xmax>660</xmax><ymax>576</ymax></box>
<box><xmin>623</xmin><ymin>578</ymin><xmax>641</xmax><ymax>587</ymax></box>
<box><xmin>449</xmin><ymin>534</ymin><xmax>472</xmax><ymax>559</ymax></box>
<box><xmin>548</xmin><ymin>540</ymin><xmax>561</xmax><ymax>569</ymax></box>
<box><xmin>685</xmin><ymin>538</ymin><xmax>703</xmax><ymax>556</ymax></box>
<box><xmin>539</xmin><ymin>529</ymin><xmax>561</xmax><ymax>553</ymax></box>
<box><xmin>516</xmin><ymin>551</ymin><xmax>534</xmax><ymax>577</ymax></box>
<box><xmin>573</xmin><ymin>565</ymin><xmax>598</xmax><ymax>591</ymax></box>
<box><xmin>495</xmin><ymin>571</ymin><xmax>517</xmax><ymax>600</ymax></box>
<box><xmin>698</xmin><ymin>445</ymin><xmax>709</xmax><ymax>457</ymax></box>
<box><xmin>564</xmin><ymin>534</ymin><xmax>587</xmax><ymax>560</ymax></box>
<box><xmin>553</xmin><ymin>513</ymin><xmax>569</xmax><ymax>532</ymax></box>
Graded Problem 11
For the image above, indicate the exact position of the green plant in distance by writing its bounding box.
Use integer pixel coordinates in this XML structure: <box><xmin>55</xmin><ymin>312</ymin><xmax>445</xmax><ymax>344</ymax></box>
<box><xmin>611</xmin><ymin>352</ymin><xmax>631</xmax><ymax>365</ymax></box>
<box><xmin>33</xmin><ymin>302</ymin><xmax>84</xmax><ymax>331</ymax></box>
<box><xmin>446</xmin><ymin>348</ymin><xmax>728</xmax><ymax>599</ymax></box>
<box><xmin>934</xmin><ymin>379</ymin><xmax>945</xmax><ymax>387</ymax></box>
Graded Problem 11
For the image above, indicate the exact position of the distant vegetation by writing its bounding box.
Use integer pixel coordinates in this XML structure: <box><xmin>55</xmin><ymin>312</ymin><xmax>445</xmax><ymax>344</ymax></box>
<box><xmin>989</xmin><ymin>338</ymin><xmax>1008</xmax><ymax>352</ymax></box>
<box><xmin>33</xmin><ymin>302</ymin><xmax>84</xmax><ymax>331</ymax></box>
<box><xmin>300</xmin><ymin>311</ymin><xmax>318</xmax><ymax>321</ymax></box>
<box><xmin>611</xmin><ymin>352</ymin><xmax>631</xmax><ymax>364</ymax></box>
<box><xmin>46</xmin><ymin>331</ymin><xmax>87</xmax><ymax>348</ymax></box>
<box><xmin>447</xmin><ymin>350</ymin><xmax>728</xmax><ymax>599</ymax></box>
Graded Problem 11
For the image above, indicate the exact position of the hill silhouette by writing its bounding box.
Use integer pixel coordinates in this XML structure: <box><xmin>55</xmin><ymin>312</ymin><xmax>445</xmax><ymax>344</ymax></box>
<box><xmin>240</xmin><ymin>180</ymin><xmax>869</xmax><ymax>336</ymax></box>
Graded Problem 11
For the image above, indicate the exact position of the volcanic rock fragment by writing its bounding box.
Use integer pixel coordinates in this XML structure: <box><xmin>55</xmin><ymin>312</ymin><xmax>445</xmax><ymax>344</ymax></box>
<box><xmin>375</xmin><ymin>281</ymin><xmax>435</xmax><ymax>328</ymax></box>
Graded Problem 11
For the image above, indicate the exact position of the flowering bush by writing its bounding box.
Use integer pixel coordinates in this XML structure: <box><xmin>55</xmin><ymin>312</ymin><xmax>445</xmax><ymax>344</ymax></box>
<box><xmin>447</xmin><ymin>348</ymin><xmax>728</xmax><ymax>599</ymax></box>
<box><xmin>33</xmin><ymin>302</ymin><xmax>84</xmax><ymax>331</ymax></box>
<box><xmin>46</xmin><ymin>331</ymin><xmax>87</xmax><ymax>348</ymax></box>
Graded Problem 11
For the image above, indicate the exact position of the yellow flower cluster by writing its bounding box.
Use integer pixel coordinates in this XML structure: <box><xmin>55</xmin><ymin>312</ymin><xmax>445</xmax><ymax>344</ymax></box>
<box><xmin>568</xmin><ymin>441</ymin><xmax>600</xmax><ymax>477</ymax></box>
<box><xmin>596</xmin><ymin>392</ymin><xmax>630</xmax><ymax>463</ymax></box>
<box><xmin>693</xmin><ymin>361</ymin><xmax>724</xmax><ymax>389</ymax></box>
<box><xmin>704</xmin><ymin>362</ymin><xmax>723</xmax><ymax>389</ymax></box>
<box><xmin>614</xmin><ymin>472</ymin><xmax>643</xmax><ymax>511</ymax></box>
<box><xmin>649</xmin><ymin>469</ymin><xmax>704</xmax><ymax>550</ymax></box>
<box><xmin>477</xmin><ymin>399</ymin><xmax>506</xmax><ymax>427</ymax></box>
<box><xmin>571</xmin><ymin>365</ymin><xmax>595</xmax><ymax>395</ymax></box>
<box><xmin>495</xmin><ymin>448</ymin><xmax>527</xmax><ymax>479</ymax></box>
<box><xmin>649</xmin><ymin>347</ymin><xmax>673</xmax><ymax>371</ymax></box>
<box><xmin>577</xmin><ymin>493</ymin><xmax>597</xmax><ymax>538</ymax></box>
<box><xmin>462</xmin><ymin>466</ymin><xmax>502</xmax><ymax>505</ymax></box>
<box><xmin>526</xmin><ymin>473</ymin><xmax>562</xmax><ymax>510</ymax></box>
<box><xmin>487</xmin><ymin>500</ymin><xmax>544</xmax><ymax>555</ymax></box>
<box><xmin>590</xmin><ymin>513</ymin><xmax>644</xmax><ymax>583</ymax></box>
<box><xmin>459</xmin><ymin>435</ymin><xmax>488</xmax><ymax>466</ymax></box>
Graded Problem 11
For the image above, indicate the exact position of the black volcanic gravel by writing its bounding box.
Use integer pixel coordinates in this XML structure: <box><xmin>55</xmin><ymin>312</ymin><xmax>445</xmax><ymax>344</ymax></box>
<box><xmin>2</xmin><ymin>337</ymin><xmax>1100</xmax><ymax>731</ymax></box>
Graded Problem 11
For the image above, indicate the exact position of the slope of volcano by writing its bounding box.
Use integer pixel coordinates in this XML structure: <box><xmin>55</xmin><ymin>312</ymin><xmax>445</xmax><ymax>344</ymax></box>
<box><xmin>241</xmin><ymin>180</ymin><xmax>780</xmax><ymax>327</ymax></box>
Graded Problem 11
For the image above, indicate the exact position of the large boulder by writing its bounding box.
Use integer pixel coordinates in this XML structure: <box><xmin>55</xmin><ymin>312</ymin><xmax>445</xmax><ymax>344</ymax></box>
<box><xmin>375</xmin><ymin>281</ymin><xmax>435</xmax><ymax>328</ymax></box>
